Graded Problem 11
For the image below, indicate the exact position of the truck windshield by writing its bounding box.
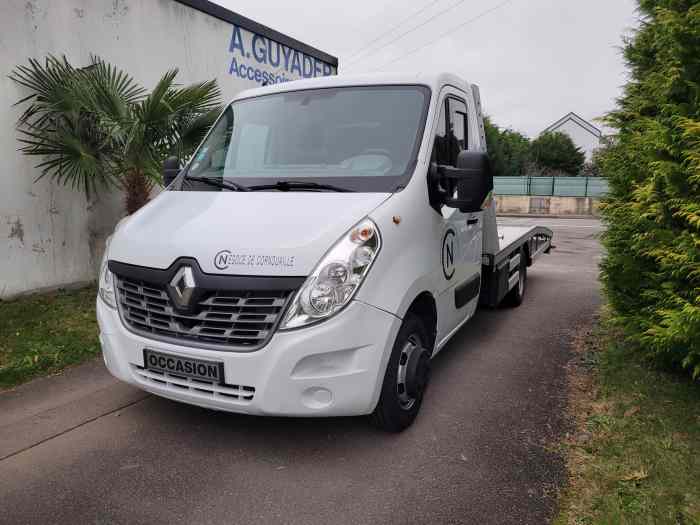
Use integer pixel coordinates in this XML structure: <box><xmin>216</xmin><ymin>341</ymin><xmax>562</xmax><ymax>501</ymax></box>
<box><xmin>182</xmin><ymin>85</ymin><xmax>430</xmax><ymax>192</ymax></box>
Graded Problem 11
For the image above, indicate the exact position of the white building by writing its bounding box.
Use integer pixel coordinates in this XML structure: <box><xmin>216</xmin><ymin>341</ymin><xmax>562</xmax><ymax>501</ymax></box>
<box><xmin>542</xmin><ymin>112</ymin><xmax>602</xmax><ymax>162</ymax></box>
<box><xmin>0</xmin><ymin>0</ymin><xmax>337</xmax><ymax>299</ymax></box>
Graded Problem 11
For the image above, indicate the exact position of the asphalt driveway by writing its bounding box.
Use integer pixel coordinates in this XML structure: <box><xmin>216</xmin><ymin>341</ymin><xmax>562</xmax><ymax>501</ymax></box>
<box><xmin>0</xmin><ymin>217</ymin><xmax>603</xmax><ymax>525</ymax></box>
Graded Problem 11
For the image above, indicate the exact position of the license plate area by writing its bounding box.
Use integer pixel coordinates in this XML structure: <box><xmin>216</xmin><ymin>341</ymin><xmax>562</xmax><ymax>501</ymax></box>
<box><xmin>143</xmin><ymin>349</ymin><xmax>224</xmax><ymax>384</ymax></box>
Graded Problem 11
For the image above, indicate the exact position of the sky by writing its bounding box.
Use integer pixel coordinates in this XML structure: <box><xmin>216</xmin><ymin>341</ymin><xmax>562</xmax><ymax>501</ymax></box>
<box><xmin>212</xmin><ymin>0</ymin><xmax>639</xmax><ymax>137</ymax></box>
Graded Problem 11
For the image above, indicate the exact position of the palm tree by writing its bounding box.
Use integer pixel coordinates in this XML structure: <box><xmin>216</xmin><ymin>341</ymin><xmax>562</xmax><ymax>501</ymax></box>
<box><xmin>10</xmin><ymin>55</ymin><xmax>222</xmax><ymax>213</ymax></box>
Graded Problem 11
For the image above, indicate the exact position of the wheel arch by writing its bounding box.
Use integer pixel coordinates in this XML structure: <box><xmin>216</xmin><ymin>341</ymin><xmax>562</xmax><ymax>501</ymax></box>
<box><xmin>523</xmin><ymin>241</ymin><xmax>532</xmax><ymax>267</ymax></box>
<box><xmin>403</xmin><ymin>292</ymin><xmax>437</xmax><ymax>353</ymax></box>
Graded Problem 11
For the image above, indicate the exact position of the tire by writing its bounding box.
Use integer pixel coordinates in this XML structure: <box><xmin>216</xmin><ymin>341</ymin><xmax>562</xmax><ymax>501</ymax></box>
<box><xmin>504</xmin><ymin>247</ymin><xmax>527</xmax><ymax>307</ymax></box>
<box><xmin>370</xmin><ymin>314</ymin><xmax>431</xmax><ymax>432</ymax></box>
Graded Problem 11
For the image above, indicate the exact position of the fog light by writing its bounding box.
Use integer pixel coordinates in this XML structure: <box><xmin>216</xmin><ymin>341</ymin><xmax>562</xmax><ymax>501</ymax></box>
<box><xmin>301</xmin><ymin>387</ymin><xmax>333</xmax><ymax>409</ymax></box>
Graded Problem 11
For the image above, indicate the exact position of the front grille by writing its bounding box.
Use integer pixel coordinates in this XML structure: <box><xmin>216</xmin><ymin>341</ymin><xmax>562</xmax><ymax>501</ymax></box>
<box><xmin>131</xmin><ymin>365</ymin><xmax>255</xmax><ymax>403</ymax></box>
<box><xmin>115</xmin><ymin>276</ymin><xmax>292</xmax><ymax>350</ymax></box>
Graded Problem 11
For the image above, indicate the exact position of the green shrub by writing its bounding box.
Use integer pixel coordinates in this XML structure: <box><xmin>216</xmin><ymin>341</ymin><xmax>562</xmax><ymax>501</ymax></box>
<box><xmin>484</xmin><ymin>117</ymin><xmax>531</xmax><ymax>177</ymax></box>
<box><xmin>600</xmin><ymin>1</ymin><xmax>700</xmax><ymax>378</ymax></box>
<box><xmin>529</xmin><ymin>131</ymin><xmax>585</xmax><ymax>175</ymax></box>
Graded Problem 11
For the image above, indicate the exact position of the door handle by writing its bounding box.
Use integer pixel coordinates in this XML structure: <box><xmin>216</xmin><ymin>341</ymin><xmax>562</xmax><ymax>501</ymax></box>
<box><xmin>467</xmin><ymin>218</ymin><xmax>479</xmax><ymax>225</ymax></box>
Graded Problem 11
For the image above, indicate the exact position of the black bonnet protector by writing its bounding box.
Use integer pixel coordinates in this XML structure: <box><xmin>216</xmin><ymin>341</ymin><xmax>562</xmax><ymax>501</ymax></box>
<box><xmin>109</xmin><ymin>258</ymin><xmax>306</xmax><ymax>292</ymax></box>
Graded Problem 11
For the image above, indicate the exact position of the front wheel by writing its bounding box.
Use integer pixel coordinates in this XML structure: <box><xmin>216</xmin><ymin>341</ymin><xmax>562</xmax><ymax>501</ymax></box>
<box><xmin>370</xmin><ymin>314</ymin><xmax>431</xmax><ymax>432</ymax></box>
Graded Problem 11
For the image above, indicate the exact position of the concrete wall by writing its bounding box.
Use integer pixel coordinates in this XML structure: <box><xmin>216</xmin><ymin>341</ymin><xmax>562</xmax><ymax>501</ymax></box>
<box><xmin>0</xmin><ymin>0</ymin><xmax>336</xmax><ymax>299</ymax></box>
<box><xmin>495</xmin><ymin>195</ymin><xmax>601</xmax><ymax>216</ymax></box>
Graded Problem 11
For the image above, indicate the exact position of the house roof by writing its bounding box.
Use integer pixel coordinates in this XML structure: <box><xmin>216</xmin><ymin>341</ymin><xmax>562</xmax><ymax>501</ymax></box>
<box><xmin>543</xmin><ymin>112</ymin><xmax>602</xmax><ymax>138</ymax></box>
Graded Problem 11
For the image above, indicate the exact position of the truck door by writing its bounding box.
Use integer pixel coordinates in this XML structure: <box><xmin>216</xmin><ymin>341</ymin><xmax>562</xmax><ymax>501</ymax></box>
<box><xmin>432</xmin><ymin>93</ymin><xmax>483</xmax><ymax>346</ymax></box>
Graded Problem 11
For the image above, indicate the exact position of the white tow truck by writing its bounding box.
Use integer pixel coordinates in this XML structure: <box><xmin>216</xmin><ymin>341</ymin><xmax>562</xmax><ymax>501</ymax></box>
<box><xmin>97</xmin><ymin>73</ymin><xmax>552</xmax><ymax>431</ymax></box>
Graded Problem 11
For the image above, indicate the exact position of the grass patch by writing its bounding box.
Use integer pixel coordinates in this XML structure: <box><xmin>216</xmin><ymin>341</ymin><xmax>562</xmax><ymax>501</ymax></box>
<box><xmin>555</xmin><ymin>321</ymin><xmax>700</xmax><ymax>524</ymax></box>
<box><xmin>0</xmin><ymin>286</ymin><xmax>100</xmax><ymax>389</ymax></box>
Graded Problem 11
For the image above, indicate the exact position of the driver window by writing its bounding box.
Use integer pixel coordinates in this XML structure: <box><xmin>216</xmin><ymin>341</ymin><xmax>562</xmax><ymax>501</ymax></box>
<box><xmin>429</xmin><ymin>96</ymin><xmax>469</xmax><ymax>213</ymax></box>
<box><xmin>431</xmin><ymin>100</ymin><xmax>449</xmax><ymax>165</ymax></box>
<box><xmin>431</xmin><ymin>97</ymin><xmax>468</xmax><ymax>167</ymax></box>
<box><xmin>450</xmin><ymin>99</ymin><xmax>468</xmax><ymax>156</ymax></box>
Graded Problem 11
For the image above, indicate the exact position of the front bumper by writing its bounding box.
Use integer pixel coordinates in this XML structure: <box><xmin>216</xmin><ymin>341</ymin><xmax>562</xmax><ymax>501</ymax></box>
<box><xmin>97</xmin><ymin>298</ymin><xmax>401</xmax><ymax>416</ymax></box>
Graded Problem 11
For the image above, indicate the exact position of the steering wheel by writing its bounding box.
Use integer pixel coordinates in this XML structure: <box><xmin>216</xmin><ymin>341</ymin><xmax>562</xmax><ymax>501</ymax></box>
<box><xmin>358</xmin><ymin>148</ymin><xmax>391</xmax><ymax>157</ymax></box>
<box><xmin>341</xmin><ymin>148</ymin><xmax>393</xmax><ymax>173</ymax></box>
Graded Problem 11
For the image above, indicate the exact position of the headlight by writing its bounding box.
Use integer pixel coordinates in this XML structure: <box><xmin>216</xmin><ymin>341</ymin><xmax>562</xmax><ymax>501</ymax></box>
<box><xmin>281</xmin><ymin>218</ymin><xmax>381</xmax><ymax>329</ymax></box>
<box><xmin>98</xmin><ymin>236</ymin><xmax>116</xmax><ymax>309</ymax></box>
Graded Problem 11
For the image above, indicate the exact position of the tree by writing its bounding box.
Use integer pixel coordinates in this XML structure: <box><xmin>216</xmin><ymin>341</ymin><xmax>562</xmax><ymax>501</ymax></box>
<box><xmin>581</xmin><ymin>145</ymin><xmax>608</xmax><ymax>177</ymax></box>
<box><xmin>10</xmin><ymin>55</ymin><xmax>222</xmax><ymax>213</ymax></box>
<box><xmin>529</xmin><ymin>131</ymin><xmax>586</xmax><ymax>175</ymax></box>
<box><xmin>484</xmin><ymin>116</ymin><xmax>531</xmax><ymax>177</ymax></box>
<box><xmin>598</xmin><ymin>1</ymin><xmax>700</xmax><ymax>378</ymax></box>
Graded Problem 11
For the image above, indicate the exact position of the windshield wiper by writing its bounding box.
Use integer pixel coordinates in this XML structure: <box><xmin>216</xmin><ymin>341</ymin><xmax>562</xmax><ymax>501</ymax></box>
<box><xmin>183</xmin><ymin>176</ymin><xmax>249</xmax><ymax>192</ymax></box>
<box><xmin>246</xmin><ymin>180</ymin><xmax>351</xmax><ymax>193</ymax></box>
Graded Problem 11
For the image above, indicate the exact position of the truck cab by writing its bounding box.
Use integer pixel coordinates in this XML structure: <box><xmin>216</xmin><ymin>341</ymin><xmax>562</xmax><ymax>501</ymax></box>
<box><xmin>97</xmin><ymin>73</ymin><xmax>552</xmax><ymax>431</ymax></box>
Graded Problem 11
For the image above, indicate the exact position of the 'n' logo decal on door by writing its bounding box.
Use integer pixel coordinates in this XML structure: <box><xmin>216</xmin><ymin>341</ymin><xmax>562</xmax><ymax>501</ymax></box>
<box><xmin>442</xmin><ymin>229</ymin><xmax>456</xmax><ymax>280</ymax></box>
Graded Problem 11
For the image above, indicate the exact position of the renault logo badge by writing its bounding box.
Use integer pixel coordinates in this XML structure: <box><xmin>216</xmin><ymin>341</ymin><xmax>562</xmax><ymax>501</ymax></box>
<box><xmin>168</xmin><ymin>266</ymin><xmax>196</xmax><ymax>308</ymax></box>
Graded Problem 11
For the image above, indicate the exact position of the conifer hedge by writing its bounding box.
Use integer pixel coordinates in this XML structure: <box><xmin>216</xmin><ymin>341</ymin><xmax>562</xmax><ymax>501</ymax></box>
<box><xmin>600</xmin><ymin>1</ymin><xmax>700</xmax><ymax>378</ymax></box>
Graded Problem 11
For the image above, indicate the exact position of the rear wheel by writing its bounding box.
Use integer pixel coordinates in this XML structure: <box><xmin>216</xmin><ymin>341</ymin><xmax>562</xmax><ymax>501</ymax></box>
<box><xmin>370</xmin><ymin>314</ymin><xmax>431</xmax><ymax>432</ymax></box>
<box><xmin>504</xmin><ymin>248</ymin><xmax>527</xmax><ymax>307</ymax></box>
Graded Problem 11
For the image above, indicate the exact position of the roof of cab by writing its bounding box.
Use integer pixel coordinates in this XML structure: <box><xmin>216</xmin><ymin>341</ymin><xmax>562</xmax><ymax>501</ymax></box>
<box><xmin>231</xmin><ymin>72</ymin><xmax>473</xmax><ymax>102</ymax></box>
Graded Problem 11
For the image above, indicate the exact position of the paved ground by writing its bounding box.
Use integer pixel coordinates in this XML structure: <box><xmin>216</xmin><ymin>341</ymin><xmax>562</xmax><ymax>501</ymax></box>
<box><xmin>0</xmin><ymin>217</ymin><xmax>603</xmax><ymax>525</ymax></box>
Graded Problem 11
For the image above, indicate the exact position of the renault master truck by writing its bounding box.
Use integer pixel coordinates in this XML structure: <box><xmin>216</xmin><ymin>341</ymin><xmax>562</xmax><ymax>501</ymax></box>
<box><xmin>97</xmin><ymin>73</ymin><xmax>552</xmax><ymax>432</ymax></box>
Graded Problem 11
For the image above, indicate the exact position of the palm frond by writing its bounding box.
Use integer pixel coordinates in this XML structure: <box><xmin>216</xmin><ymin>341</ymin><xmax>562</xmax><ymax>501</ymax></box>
<box><xmin>9</xmin><ymin>55</ymin><xmax>82</xmax><ymax>126</ymax></box>
<box><xmin>11</xmin><ymin>55</ymin><xmax>222</xmax><ymax>202</ymax></box>
<box><xmin>17</xmin><ymin>123</ymin><xmax>119</xmax><ymax>195</ymax></box>
<box><xmin>137</xmin><ymin>69</ymin><xmax>179</xmax><ymax>126</ymax></box>
<box><xmin>86</xmin><ymin>55</ymin><xmax>146</xmax><ymax>105</ymax></box>
<box><xmin>166</xmin><ymin>79</ymin><xmax>222</xmax><ymax>116</ymax></box>
<box><xmin>170</xmin><ymin>106</ymin><xmax>223</xmax><ymax>160</ymax></box>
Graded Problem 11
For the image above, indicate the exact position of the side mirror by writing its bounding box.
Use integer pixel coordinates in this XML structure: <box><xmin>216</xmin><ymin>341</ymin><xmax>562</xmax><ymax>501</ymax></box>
<box><xmin>436</xmin><ymin>151</ymin><xmax>493</xmax><ymax>213</ymax></box>
<box><xmin>162</xmin><ymin>156</ymin><xmax>181</xmax><ymax>187</ymax></box>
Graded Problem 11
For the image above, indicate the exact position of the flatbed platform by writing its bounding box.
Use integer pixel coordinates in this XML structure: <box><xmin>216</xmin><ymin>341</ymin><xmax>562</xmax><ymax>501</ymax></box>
<box><xmin>479</xmin><ymin>223</ymin><xmax>553</xmax><ymax>307</ymax></box>
<box><xmin>483</xmin><ymin>225</ymin><xmax>553</xmax><ymax>266</ymax></box>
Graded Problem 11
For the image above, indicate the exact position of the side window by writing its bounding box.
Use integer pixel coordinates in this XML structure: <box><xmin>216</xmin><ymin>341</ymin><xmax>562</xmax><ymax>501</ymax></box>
<box><xmin>431</xmin><ymin>97</ymin><xmax>468</xmax><ymax>168</ymax></box>
<box><xmin>431</xmin><ymin>100</ymin><xmax>449</xmax><ymax>165</ymax></box>
<box><xmin>449</xmin><ymin>99</ymin><xmax>468</xmax><ymax>156</ymax></box>
<box><xmin>428</xmin><ymin>95</ymin><xmax>469</xmax><ymax>212</ymax></box>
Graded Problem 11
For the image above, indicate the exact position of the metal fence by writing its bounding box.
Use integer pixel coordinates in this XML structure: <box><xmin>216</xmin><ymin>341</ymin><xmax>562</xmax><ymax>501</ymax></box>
<box><xmin>493</xmin><ymin>176</ymin><xmax>609</xmax><ymax>197</ymax></box>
